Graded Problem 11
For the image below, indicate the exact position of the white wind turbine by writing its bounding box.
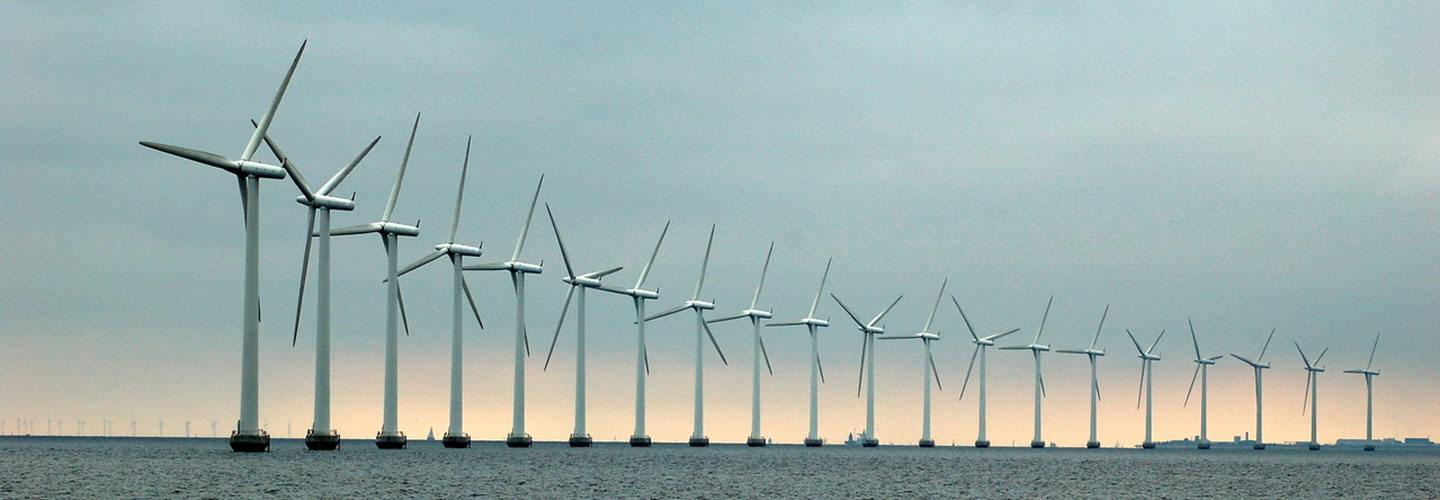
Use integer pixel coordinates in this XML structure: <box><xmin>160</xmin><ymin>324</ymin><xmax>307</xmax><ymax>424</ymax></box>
<box><xmin>831</xmin><ymin>293</ymin><xmax>904</xmax><ymax>448</ymax></box>
<box><xmin>1126</xmin><ymin>329</ymin><xmax>1165</xmax><ymax>449</ymax></box>
<box><xmin>542</xmin><ymin>204</ymin><xmax>624</xmax><ymax>447</ymax></box>
<box><xmin>1056</xmin><ymin>305</ymin><xmax>1110</xmax><ymax>449</ymax></box>
<box><xmin>645</xmin><ymin>226</ymin><xmax>729</xmax><ymax>447</ymax></box>
<box><xmin>138</xmin><ymin>41</ymin><xmax>307</xmax><ymax>452</ymax></box>
<box><xmin>1343</xmin><ymin>334</ymin><xmax>1382</xmax><ymax>451</ymax></box>
<box><xmin>330</xmin><ymin>114</ymin><xmax>424</xmax><ymax>450</ymax></box>
<box><xmin>876</xmin><ymin>279</ymin><xmax>948</xmax><ymax>448</ymax></box>
<box><xmin>592</xmin><ymin>222</ymin><xmax>670</xmax><ymax>447</ymax></box>
<box><xmin>1230</xmin><ymin>328</ymin><xmax>1276</xmax><ymax>450</ymax></box>
<box><xmin>767</xmin><ymin>258</ymin><xmax>833</xmax><ymax>447</ymax></box>
<box><xmin>1001</xmin><ymin>296</ymin><xmax>1056</xmax><ymax>448</ymax></box>
<box><xmin>396</xmin><ymin>137</ymin><xmax>486</xmax><ymax>449</ymax></box>
<box><xmin>260</xmin><ymin>127</ymin><xmax>378</xmax><ymax>451</ymax></box>
<box><xmin>1295</xmin><ymin>342</ymin><xmax>1329</xmax><ymax>451</ymax></box>
<box><xmin>706</xmin><ymin>243</ymin><xmax>778</xmax><ymax>447</ymax></box>
<box><xmin>464</xmin><ymin>176</ymin><xmax>544</xmax><ymax>448</ymax></box>
<box><xmin>954</xmin><ymin>298</ymin><xmax>1020</xmax><ymax>448</ymax></box>
<box><xmin>1182</xmin><ymin>319</ymin><xmax>1223</xmax><ymax>449</ymax></box>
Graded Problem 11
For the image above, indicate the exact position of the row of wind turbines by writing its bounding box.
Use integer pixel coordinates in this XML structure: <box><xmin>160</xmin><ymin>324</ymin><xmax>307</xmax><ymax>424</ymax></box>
<box><xmin>139</xmin><ymin>41</ymin><xmax>1389</xmax><ymax>452</ymax></box>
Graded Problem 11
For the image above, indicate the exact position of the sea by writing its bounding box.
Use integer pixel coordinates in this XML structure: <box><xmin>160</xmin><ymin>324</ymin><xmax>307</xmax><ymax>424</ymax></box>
<box><xmin>2</xmin><ymin>437</ymin><xmax>1437</xmax><ymax>499</ymax></box>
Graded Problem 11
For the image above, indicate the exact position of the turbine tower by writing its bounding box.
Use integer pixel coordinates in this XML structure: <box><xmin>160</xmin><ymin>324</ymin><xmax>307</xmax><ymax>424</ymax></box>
<box><xmin>1230</xmin><ymin>328</ymin><xmax>1276</xmax><ymax>450</ymax></box>
<box><xmin>1296</xmin><ymin>342</ymin><xmax>1329</xmax><ymax>451</ymax></box>
<box><xmin>593</xmin><ymin>222</ymin><xmax>670</xmax><ymax>447</ymax></box>
<box><xmin>1126</xmin><ymin>329</ymin><xmax>1164</xmax><ymax>449</ymax></box>
<box><xmin>396</xmin><ymin>137</ymin><xmax>486</xmax><ymax>449</ymax></box>
<box><xmin>707</xmin><ymin>243</ymin><xmax>779</xmax><ymax>447</ymax></box>
<box><xmin>261</xmin><ymin>127</ymin><xmax>378</xmax><ymax>451</ymax></box>
<box><xmin>465</xmin><ymin>176</ymin><xmax>544</xmax><ymax>448</ymax></box>
<box><xmin>645</xmin><ymin>226</ymin><xmax>728</xmax><ymax>447</ymax></box>
<box><xmin>542</xmin><ymin>204</ymin><xmax>624</xmax><ymax>447</ymax></box>
<box><xmin>1182</xmin><ymin>319</ymin><xmax>1223</xmax><ymax>449</ymax></box>
<box><xmin>831</xmin><ymin>293</ymin><xmax>903</xmax><ymax>448</ymax></box>
<box><xmin>767</xmin><ymin>258</ymin><xmax>833</xmax><ymax>447</ymax></box>
<box><xmin>1001</xmin><ymin>296</ymin><xmax>1056</xmax><ymax>448</ymax></box>
<box><xmin>138</xmin><ymin>41</ymin><xmax>307</xmax><ymax>452</ymax></box>
<box><xmin>1056</xmin><ymin>305</ymin><xmax>1110</xmax><ymax>449</ymax></box>
<box><xmin>331</xmin><ymin>114</ymin><xmax>424</xmax><ymax>450</ymax></box>
<box><xmin>1343</xmin><ymin>334</ymin><xmax>1382</xmax><ymax>451</ymax></box>
<box><xmin>876</xmin><ymin>279</ymin><xmax>948</xmax><ymax>447</ymax></box>
<box><xmin>954</xmin><ymin>298</ymin><xmax>1020</xmax><ymax>448</ymax></box>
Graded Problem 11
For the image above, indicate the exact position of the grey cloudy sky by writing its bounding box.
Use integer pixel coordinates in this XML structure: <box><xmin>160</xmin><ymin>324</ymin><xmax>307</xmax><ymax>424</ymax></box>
<box><xmin>3</xmin><ymin>2</ymin><xmax>1437</xmax><ymax>445</ymax></box>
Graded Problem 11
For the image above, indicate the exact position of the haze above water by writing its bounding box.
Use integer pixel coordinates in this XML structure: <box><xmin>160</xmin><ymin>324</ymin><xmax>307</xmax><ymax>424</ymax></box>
<box><xmin>3</xmin><ymin>437</ymin><xmax>1437</xmax><ymax>499</ymax></box>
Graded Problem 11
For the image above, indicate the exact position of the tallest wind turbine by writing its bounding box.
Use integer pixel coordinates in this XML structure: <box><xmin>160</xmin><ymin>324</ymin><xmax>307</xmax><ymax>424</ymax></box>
<box><xmin>139</xmin><ymin>41</ymin><xmax>307</xmax><ymax>452</ymax></box>
<box><xmin>1230</xmin><ymin>328</ymin><xmax>1276</xmax><ymax>450</ymax></box>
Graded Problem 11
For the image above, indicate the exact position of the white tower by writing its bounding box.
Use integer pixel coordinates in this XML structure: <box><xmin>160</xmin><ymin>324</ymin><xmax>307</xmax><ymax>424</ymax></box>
<box><xmin>1230</xmin><ymin>328</ymin><xmax>1276</xmax><ymax>450</ymax></box>
<box><xmin>1182</xmin><ymin>319</ymin><xmax>1223</xmax><ymax>449</ymax></box>
<box><xmin>1343</xmin><ymin>334</ymin><xmax>1382</xmax><ymax>451</ymax></box>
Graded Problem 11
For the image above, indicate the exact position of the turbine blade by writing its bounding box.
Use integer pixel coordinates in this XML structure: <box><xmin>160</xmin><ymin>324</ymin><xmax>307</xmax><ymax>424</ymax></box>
<box><xmin>636</xmin><ymin>221</ymin><xmax>669</xmax><ymax>289</ymax></box>
<box><xmin>250</xmin><ymin>127</ymin><xmax>314</xmax><ymax>200</ymax></box>
<box><xmin>330</xmin><ymin>223</ymin><xmax>381</xmax><ymax>236</ymax></box>
<box><xmin>706</xmin><ymin>313</ymin><xmax>748</xmax><ymax>324</ymax></box>
<box><xmin>816</xmin><ymin>348</ymin><xmax>826</xmax><ymax>384</ymax></box>
<box><xmin>644</xmin><ymin>345</ymin><xmax>651</xmax><ymax>375</ymax></box>
<box><xmin>952</xmin><ymin>296</ymin><xmax>980</xmax><ymax>342</ymax></box>
<box><xmin>1258</xmin><ymin>328</ymin><xmax>1275</xmax><ymax>361</ymax></box>
<box><xmin>139</xmin><ymin>141</ymin><xmax>238</xmax><ymax>172</ymax></box>
<box><xmin>1295</xmin><ymin>342</ymin><xmax>1311</xmax><ymax>369</ymax></box>
<box><xmin>236</xmin><ymin>174</ymin><xmax>248</xmax><ymax>224</ymax></box>
<box><xmin>869</xmin><ymin>295</ymin><xmax>903</xmax><ymax>327</ymax></box>
<box><xmin>461</xmin><ymin>274</ymin><xmax>483</xmax><ymax>329</ymax></box>
<box><xmin>1136</xmin><ymin>361</ymin><xmax>1146</xmax><ymax>409</ymax></box>
<box><xmin>830</xmin><ymin>294</ymin><xmax>866</xmax><ymax>329</ymax></box>
<box><xmin>464</xmin><ymin>262</ymin><xmax>510</xmax><ymax>271</ymax></box>
<box><xmin>396</xmin><ymin>279</ymin><xmax>411</xmax><ymax>336</ymax></box>
<box><xmin>1314</xmin><ymin>347</ymin><xmax>1328</xmax><ymax>365</ymax></box>
<box><xmin>1183</xmin><ymin>363</ymin><xmax>1200</xmax><ymax>408</ymax></box>
<box><xmin>929</xmin><ymin>349</ymin><xmax>942</xmax><ymax>391</ymax></box>
<box><xmin>543</xmin><ymin>286</ymin><xmax>576</xmax><ymax>371</ymax></box>
<box><xmin>766</xmin><ymin>321</ymin><xmax>807</xmax><ymax>327</ymax></box>
<box><xmin>643</xmin><ymin>303</ymin><xmax>689</xmax><ymax>322</ymax></box>
<box><xmin>856</xmin><ymin>334</ymin><xmax>868</xmax><ymax>398</ymax></box>
<box><xmin>985</xmin><ymin>328</ymin><xmax>1022</xmax><ymax>342</ymax></box>
<box><xmin>807</xmin><ymin>258</ymin><xmax>832</xmax><ymax>319</ymax></box>
<box><xmin>1127</xmin><ymin>329</ymin><xmax>1145</xmax><ymax>356</ymax></box>
<box><xmin>1301</xmin><ymin>371</ymin><xmax>1311</xmax><ymax>415</ymax></box>
<box><xmin>1035</xmin><ymin>295</ymin><xmax>1054</xmax><ymax>343</ymax></box>
<box><xmin>241</xmin><ymin>40</ymin><xmax>305</xmax><ymax>162</ymax></box>
<box><xmin>1090</xmin><ymin>304</ymin><xmax>1109</xmax><ymax>350</ymax></box>
<box><xmin>759</xmin><ymin>330</ymin><xmax>773</xmax><ymax>376</ymax></box>
<box><xmin>447</xmin><ymin>137</ymin><xmax>472</xmax><ymax>244</ymax></box>
<box><xmin>316</xmin><ymin>136</ymin><xmax>379</xmax><ymax>196</ymax></box>
<box><xmin>1147</xmin><ymin>330</ymin><xmax>1165</xmax><ymax>355</ymax></box>
<box><xmin>513</xmin><ymin>175</ymin><xmax>543</xmax><ymax>261</ymax></box>
<box><xmin>750</xmin><ymin>242</ymin><xmax>774</xmax><ymax>310</ymax></box>
<box><xmin>1366</xmin><ymin>333</ymin><xmax>1379</xmax><ymax>370</ymax></box>
<box><xmin>514</xmin><ymin>273</ymin><xmax>531</xmax><ymax>357</ymax></box>
<box><xmin>702</xmin><ymin>315</ymin><xmax>727</xmax><ymax>365</ymax></box>
<box><xmin>585</xmin><ymin>266</ymin><xmax>624</xmax><ymax>280</ymax></box>
<box><xmin>291</xmin><ymin>208</ymin><xmax>317</xmax><ymax>346</ymax></box>
<box><xmin>544</xmin><ymin>204</ymin><xmax>576</xmax><ymax>279</ymax></box>
<box><xmin>922</xmin><ymin>279</ymin><xmax>947</xmax><ymax>333</ymax></box>
<box><xmin>383</xmin><ymin>112</ymin><xmax>420</xmax><ymax>223</ymax></box>
<box><xmin>958</xmin><ymin>344</ymin><xmax>978</xmax><ymax>402</ymax></box>
<box><xmin>1094</xmin><ymin>373</ymin><xmax>1102</xmax><ymax>402</ymax></box>
<box><xmin>1189</xmin><ymin>319</ymin><xmax>1202</xmax><ymax>361</ymax></box>
<box><xmin>693</xmin><ymin>225</ymin><xmax>715</xmax><ymax>300</ymax></box>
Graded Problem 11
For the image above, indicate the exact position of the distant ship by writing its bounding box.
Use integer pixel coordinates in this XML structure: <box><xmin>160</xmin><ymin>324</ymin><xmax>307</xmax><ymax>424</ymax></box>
<box><xmin>844</xmin><ymin>430</ymin><xmax>861</xmax><ymax>446</ymax></box>
<box><xmin>426</xmin><ymin>427</ymin><xmax>434</xmax><ymax>441</ymax></box>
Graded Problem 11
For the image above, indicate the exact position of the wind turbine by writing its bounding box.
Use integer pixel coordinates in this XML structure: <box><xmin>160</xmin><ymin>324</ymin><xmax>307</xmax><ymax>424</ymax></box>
<box><xmin>396</xmin><ymin>137</ymin><xmax>486</xmax><ymax>449</ymax></box>
<box><xmin>1126</xmin><ymin>329</ymin><xmax>1165</xmax><ymax>449</ymax></box>
<box><xmin>954</xmin><ymin>298</ymin><xmax>1020</xmax><ymax>448</ymax></box>
<box><xmin>1296</xmin><ymin>342</ymin><xmax>1329</xmax><ymax>451</ymax></box>
<box><xmin>1230</xmin><ymin>328</ymin><xmax>1276</xmax><ymax>450</ymax></box>
<box><xmin>331</xmin><ymin>114</ymin><xmax>424</xmax><ymax>450</ymax></box>
<box><xmin>1056</xmin><ymin>305</ymin><xmax>1110</xmax><ymax>449</ymax></box>
<box><xmin>876</xmin><ymin>279</ymin><xmax>948</xmax><ymax>448</ymax></box>
<box><xmin>1001</xmin><ymin>296</ymin><xmax>1056</xmax><ymax>448</ymax></box>
<box><xmin>645</xmin><ymin>226</ymin><xmax>728</xmax><ymax>447</ymax></box>
<box><xmin>767</xmin><ymin>258</ymin><xmax>833</xmax><ymax>447</ymax></box>
<box><xmin>542</xmin><ymin>204</ymin><xmax>624</xmax><ymax>447</ymax></box>
<box><xmin>831</xmin><ymin>293</ymin><xmax>903</xmax><ymax>448</ymax></box>
<box><xmin>706</xmin><ymin>243</ymin><xmax>779</xmax><ymax>447</ymax></box>
<box><xmin>1182</xmin><ymin>319</ymin><xmax>1223</xmax><ymax>449</ymax></box>
<box><xmin>592</xmin><ymin>222</ymin><xmax>670</xmax><ymax>447</ymax></box>
<box><xmin>260</xmin><ymin>127</ymin><xmax>378</xmax><ymax>451</ymax></box>
<box><xmin>1343</xmin><ymin>334</ymin><xmax>1382</xmax><ymax>451</ymax></box>
<box><xmin>138</xmin><ymin>41</ymin><xmax>307</xmax><ymax>452</ymax></box>
<box><xmin>465</xmin><ymin>176</ymin><xmax>544</xmax><ymax>448</ymax></box>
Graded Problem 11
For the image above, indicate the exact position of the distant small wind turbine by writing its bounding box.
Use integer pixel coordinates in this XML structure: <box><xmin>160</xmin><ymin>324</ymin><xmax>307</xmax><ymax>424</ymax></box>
<box><xmin>1126</xmin><ymin>329</ymin><xmax>1164</xmax><ymax>449</ymax></box>
<box><xmin>591</xmin><ymin>222</ymin><xmax>670</xmax><ymax>447</ymax></box>
<box><xmin>1230</xmin><ymin>328</ymin><xmax>1276</xmax><ymax>450</ymax></box>
<box><xmin>1295</xmin><ymin>342</ymin><xmax>1329</xmax><ymax>451</ymax></box>
<box><xmin>767</xmin><ymin>258</ymin><xmax>833</xmax><ymax>447</ymax></box>
<box><xmin>877</xmin><ymin>279</ymin><xmax>948</xmax><ymax>448</ymax></box>
<box><xmin>1182</xmin><ymin>319</ymin><xmax>1223</xmax><ymax>449</ymax></box>
<box><xmin>1056</xmin><ymin>305</ymin><xmax>1110</xmax><ymax>449</ymax></box>
<box><xmin>1343</xmin><ymin>334</ymin><xmax>1382</xmax><ymax>451</ymax></box>
<box><xmin>832</xmin><ymin>292</ymin><xmax>903</xmax><ymax>448</ymax></box>
<box><xmin>645</xmin><ymin>226</ymin><xmax>728</xmax><ymax>447</ymax></box>
<box><xmin>707</xmin><ymin>243</ymin><xmax>779</xmax><ymax>447</ymax></box>
<box><xmin>1001</xmin><ymin>296</ymin><xmax>1056</xmax><ymax>448</ymax></box>
<box><xmin>953</xmin><ymin>298</ymin><xmax>1020</xmax><ymax>448</ymax></box>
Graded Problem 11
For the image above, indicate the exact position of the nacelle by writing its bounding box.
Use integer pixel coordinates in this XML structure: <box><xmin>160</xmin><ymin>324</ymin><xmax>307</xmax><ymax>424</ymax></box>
<box><xmin>918</xmin><ymin>332</ymin><xmax>940</xmax><ymax>341</ymax></box>
<box><xmin>295</xmin><ymin>194</ymin><xmax>355</xmax><ymax>211</ymax></box>
<box><xmin>803</xmin><ymin>318</ymin><xmax>830</xmax><ymax>328</ymax></box>
<box><xmin>380</xmin><ymin>222</ymin><xmax>420</xmax><ymax>237</ymax></box>
<box><xmin>512</xmin><ymin>262</ymin><xmax>543</xmax><ymax>274</ymax></box>
<box><xmin>975</xmin><ymin>339</ymin><xmax>995</xmax><ymax>347</ymax></box>
<box><xmin>742</xmin><ymin>309</ymin><xmax>773</xmax><ymax>319</ymax></box>
<box><xmin>566</xmin><ymin>277</ymin><xmax>602</xmax><ymax>288</ymax></box>
<box><xmin>688</xmin><ymin>300</ymin><xmax>715</xmax><ymax>310</ymax></box>
<box><xmin>444</xmin><ymin>243</ymin><xmax>483</xmax><ymax>257</ymax></box>
<box><xmin>631</xmin><ymin>288</ymin><xmax>659</xmax><ymax>300</ymax></box>
<box><xmin>1032</xmin><ymin>344</ymin><xmax>1050</xmax><ymax>352</ymax></box>
<box><xmin>236</xmin><ymin>160</ymin><xmax>287</xmax><ymax>179</ymax></box>
<box><xmin>864</xmin><ymin>326</ymin><xmax>885</xmax><ymax>335</ymax></box>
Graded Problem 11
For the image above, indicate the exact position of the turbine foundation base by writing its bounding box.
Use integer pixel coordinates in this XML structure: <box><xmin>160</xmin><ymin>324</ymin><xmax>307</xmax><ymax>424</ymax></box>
<box><xmin>1197</xmin><ymin>440</ymin><xmax>1211</xmax><ymax>450</ymax></box>
<box><xmin>746</xmin><ymin>437</ymin><xmax>767</xmax><ymax>447</ymax></box>
<box><xmin>442</xmin><ymin>433</ymin><xmax>471</xmax><ymax>449</ymax></box>
<box><xmin>375</xmin><ymin>432</ymin><xmax>407</xmax><ymax>449</ymax></box>
<box><xmin>1253</xmin><ymin>443</ymin><xmax>1266</xmax><ymax>450</ymax></box>
<box><xmin>1086</xmin><ymin>441</ymin><xmax>1101</xmax><ymax>449</ymax></box>
<box><xmin>918</xmin><ymin>439</ymin><xmax>935</xmax><ymax>448</ymax></box>
<box><xmin>688</xmin><ymin>436</ymin><xmax>710</xmax><ymax>447</ymax></box>
<box><xmin>1308</xmin><ymin>443</ymin><xmax>1320</xmax><ymax>451</ymax></box>
<box><xmin>1030</xmin><ymin>440</ymin><xmax>1045</xmax><ymax>448</ymax></box>
<box><xmin>1364</xmin><ymin>444</ymin><xmax>1376</xmax><ymax>452</ymax></box>
<box><xmin>629</xmin><ymin>436</ymin><xmax>651</xmax><ymax>447</ymax></box>
<box><xmin>974</xmin><ymin>440</ymin><xmax>990</xmax><ymax>448</ymax></box>
<box><xmin>803</xmin><ymin>437</ymin><xmax>824</xmax><ymax>447</ymax></box>
<box><xmin>229</xmin><ymin>430</ymin><xmax>270</xmax><ymax>452</ymax></box>
<box><xmin>505</xmin><ymin>434</ymin><xmax>532</xmax><ymax>448</ymax></box>
<box><xmin>862</xmin><ymin>438</ymin><xmax>879</xmax><ymax>448</ymax></box>
<box><xmin>569</xmin><ymin>434</ymin><xmax>593</xmax><ymax>447</ymax></box>
<box><xmin>304</xmin><ymin>430</ymin><xmax>340</xmax><ymax>450</ymax></box>
<box><xmin>1142</xmin><ymin>442</ymin><xmax>1156</xmax><ymax>449</ymax></box>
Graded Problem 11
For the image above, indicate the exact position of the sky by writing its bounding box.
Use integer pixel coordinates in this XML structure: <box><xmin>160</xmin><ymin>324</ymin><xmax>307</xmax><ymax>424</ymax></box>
<box><xmin>2</xmin><ymin>2</ymin><xmax>1438</xmax><ymax>446</ymax></box>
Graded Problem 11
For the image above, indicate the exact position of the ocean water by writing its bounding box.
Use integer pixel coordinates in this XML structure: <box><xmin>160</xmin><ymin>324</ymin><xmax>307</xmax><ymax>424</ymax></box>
<box><xmin>3</xmin><ymin>437</ymin><xmax>1437</xmax><ymax>499</ymax></box>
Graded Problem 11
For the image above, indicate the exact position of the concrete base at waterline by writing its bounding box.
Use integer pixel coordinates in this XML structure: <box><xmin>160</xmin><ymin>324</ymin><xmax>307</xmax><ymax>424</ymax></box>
<box><xmin>442</xmin><ymin>433</ymin><xmax>471</xmax><ymax>449</ymax></box>
<box><xmin>375</xmin><ymin>432</ymin><xmax>407</xmax><ymax>449</ymax></box>
<box><xmin>804</xmin><ymin>437</ymin><xmax>823</xmax><ymax>447</ymax></box>
<box><xmin>1253</xmin><ymin>443</ymin><xmax>1266</xmax><ymax>450</ymax></box>
<box><xmin>747</xmin><ymin>437</ymin><xmax>767</xmax><ymax>447</ymax></box>
<box><xmin>229</xmin><ymin>430</ymin><xmax>270</xmax><ymax>452</ymax></box>
<box><xmin>862</xmin><ymin>438</ymin><xmax>879</xmax><ymax>448</ymax></box>
<box><xmin>505</xmin><ymin>433</ymin><xmax>532</xmax><ymax>448</ymax></box>
<box><xmin>974</xmin><ymin>440</ymin><xmax>990</xmax><ymax>448</ymax></box>
<box><xmin>1308</xmin><ymin>443</ymin><xmax>1320</xmax><ymax>451</ymax></box>
<box><xmin>1086</xmin><ymin>441</ymin><xmax>1101</xmax><ymax>449</ymax></box>
<box><xmin>1030</xmin><ymin>440</ymin><xmax>1045</xmax><ymax>449</ymax></box>
<box><xmin>304</xmin><ymin>430</ymin><xmax>340</xmax><ymax>450</ymax></box>
<box><xmin>1364</xmin><ymin>444</ymin><xmax>1376</xmax><ymax>452</ymax></box>
<box><xmin>1142</xmin><ymin>442</ymin><xmax>1156</xmax><ymax>449</ymax></box>
<box><xmin>629</xmin><ymin>435</ymin><xmax>652</xmax><ymax>447</ymax></box>
<box><xmin>1197</xmin><ymin>440</ymin><xmax>1211</xmax><ymax>450</ymax></box>
<box><xmin>569</xmin><ymin>434</ymin><xmax>593</xmax><ymax>447</ymax></box>
<box><xmin>918</xmin><ymin>439</ymin><xmax>935</xmax><ymax>448</ymax></box>
<box><xmin>688</xmin><ymin>436</ymin><xmax>710</xmax><ymax>447</ymax></box>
